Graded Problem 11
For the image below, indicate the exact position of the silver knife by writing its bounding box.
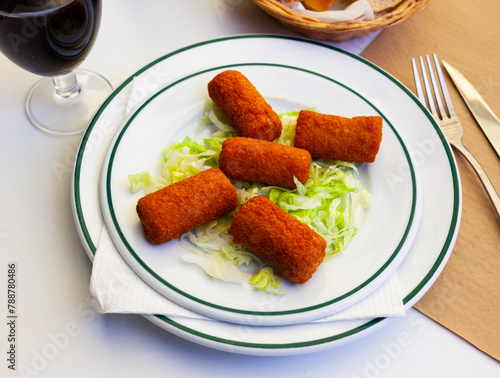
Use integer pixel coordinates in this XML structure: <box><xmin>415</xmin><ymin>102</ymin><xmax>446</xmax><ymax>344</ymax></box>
<box><xmin>442</xmin><ymin>60</ymin><xmax>500</xmax><ymax>159</ymax></box>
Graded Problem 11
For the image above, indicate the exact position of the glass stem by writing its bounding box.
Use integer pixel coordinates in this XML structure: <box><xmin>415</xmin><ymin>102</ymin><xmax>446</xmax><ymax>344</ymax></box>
<box><xmin>52</xmin><ymin>71</ymin><xmax>81</xmax><ymax>99</ymax></box>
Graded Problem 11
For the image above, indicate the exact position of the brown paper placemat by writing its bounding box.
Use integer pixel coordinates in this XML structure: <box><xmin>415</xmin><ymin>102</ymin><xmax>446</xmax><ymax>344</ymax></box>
<box><xmin>414</xmin><ymin>171</ymin><xmax>500</xmax><ymax>361</ymax></box>
<box><xmin>361</xmin><ymin>0</ymin><xmax>500</xmax><ymax>361</ymax></box>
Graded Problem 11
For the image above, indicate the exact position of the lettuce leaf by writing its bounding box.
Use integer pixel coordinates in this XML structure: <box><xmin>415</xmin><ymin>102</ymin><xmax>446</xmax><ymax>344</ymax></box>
<box><xmin>181</xmin><ymin>253</ymin><xmax>249</xmax><ymax>284</ymax></box>
<box><xmin>127</xmin><ymin>171</ymin><xmax>168</xmax><ymax>195</ymax></box>
<box><xmin>249</xmin><ymin>267</ymin><xmax>286</xmax><ymax>295</ymax></box>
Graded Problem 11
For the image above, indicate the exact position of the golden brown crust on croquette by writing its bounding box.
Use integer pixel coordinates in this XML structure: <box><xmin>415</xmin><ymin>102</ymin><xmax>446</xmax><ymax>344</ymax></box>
<box><xmin>218</xmin><ymin>137</ymin><xmax>311</xmax><ymax>189</ymax></box>
<box><xmin>136</xmin><ymin>168</ymin><xmax>238</xmax><ymax>245</ymax></box>
<box><xmin>294</xmin><ymin>110</ymin><xmax>383</xmax><ymax>163</ymax></box>
<box><xmin>228</xmin><ymin>196</ymin><xmax>326</xmax><ymax>284</ymax></box>
<box><xmin>207</xmin><ymin>70</ymin><xmax>282</xmax><ymax>141</ymax></box>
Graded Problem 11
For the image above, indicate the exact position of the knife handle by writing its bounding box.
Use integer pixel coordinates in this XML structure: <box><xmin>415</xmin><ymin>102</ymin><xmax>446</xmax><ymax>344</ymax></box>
<box><xmin>453</xmin><ymin>142</ymin><xmax>500</xmax><ymax>218</ymax></box>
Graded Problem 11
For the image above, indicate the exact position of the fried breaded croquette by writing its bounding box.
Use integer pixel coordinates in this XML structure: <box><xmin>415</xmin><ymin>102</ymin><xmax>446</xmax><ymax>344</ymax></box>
<box><xmin>294</xmin><ymin>110</ymin><xmax>383</xmax><ymax>163</ymax></box>
<box><xmin>136</xmin><ymin>168</ymin><xmax>238</xmax><ymax>245</ymax></box>
<box><xmin>228</xmin><ymin>196</ymin><xmax>326</xmax><ymax>284</ymax></box>
<box><xmin>218</xmin><ymin>137</ymin><xmax>311</xmax><ymax>189</ymax></box>
<box><xmin>207</xmin><ymin>70</ymin><xmax>282</xmax><ymax>141</ymax></box>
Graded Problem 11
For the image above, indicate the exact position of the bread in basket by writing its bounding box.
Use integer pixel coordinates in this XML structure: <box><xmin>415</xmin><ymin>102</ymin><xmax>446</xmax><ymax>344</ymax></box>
<box><xmin>251</xmin><ymin>0</ymin><xmax>432</xmax><ymax>42</ymax></box>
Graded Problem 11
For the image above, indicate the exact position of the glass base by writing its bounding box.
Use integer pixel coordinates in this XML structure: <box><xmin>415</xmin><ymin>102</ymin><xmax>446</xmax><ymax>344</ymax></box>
<box><xmin>25</xmin><ymin>69</ymin><xmax>113</xmax><ymax>136</ymax></box>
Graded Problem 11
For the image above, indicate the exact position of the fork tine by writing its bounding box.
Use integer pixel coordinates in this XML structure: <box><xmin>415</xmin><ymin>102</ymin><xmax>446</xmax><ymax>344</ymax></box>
<box><xmin>432</xmin><ymin>54</ymin><xmax>456</xmax><ymax>117</ymax></box>
<box><xmin>426</xmin><ymin>55</ymin><xmax>447</xmax><ymax>119</ymax></box>
<box><xmin>418</xmin><ymin>56</ymin><xmax>438</xmax><ymax>117</ymax></box>
<box><xmin>411</xmin><ymin>58</ymin><xmax>426</xmax><ymax>104</ymax></box>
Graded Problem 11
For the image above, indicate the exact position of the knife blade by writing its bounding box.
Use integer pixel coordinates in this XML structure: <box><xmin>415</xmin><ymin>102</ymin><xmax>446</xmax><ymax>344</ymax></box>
<box><xmin>442</xmin><ymin>60</ymin><xmax>500</xmax><ymax>159</ymax></box>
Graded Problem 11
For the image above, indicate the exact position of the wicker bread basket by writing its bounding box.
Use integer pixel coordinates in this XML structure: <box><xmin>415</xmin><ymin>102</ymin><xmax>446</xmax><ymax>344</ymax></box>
<box><xmin>251</xmin><ymin>0</ymin><xmax>431</xmax><ymax>42</ymax></box>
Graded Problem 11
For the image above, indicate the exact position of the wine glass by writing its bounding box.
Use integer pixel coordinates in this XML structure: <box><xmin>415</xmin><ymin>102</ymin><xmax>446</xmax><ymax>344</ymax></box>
<box><xmin>0</xmin><ymin>0</ymin><xmax>112</xmax><ymax>135</ymax></box>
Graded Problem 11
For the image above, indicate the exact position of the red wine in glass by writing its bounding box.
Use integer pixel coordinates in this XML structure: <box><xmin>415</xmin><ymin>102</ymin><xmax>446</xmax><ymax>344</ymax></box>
<box><xmin>0</xmin><ymin>0</ymin><xmax>112</xmax><ymax>135</ymax></box>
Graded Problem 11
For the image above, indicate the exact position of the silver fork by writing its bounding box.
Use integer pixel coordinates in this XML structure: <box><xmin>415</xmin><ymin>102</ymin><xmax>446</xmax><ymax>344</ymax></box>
<box><xmin>412</xmin><ymin>54</ymin><xmax>500</xmax><ymax>217</ymax></box>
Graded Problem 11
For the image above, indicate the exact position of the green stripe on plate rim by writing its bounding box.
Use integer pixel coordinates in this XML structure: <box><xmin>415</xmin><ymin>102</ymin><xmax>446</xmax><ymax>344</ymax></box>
<box><xmin>72</xmin><ymin>34</ymin><xmax>460</xmax><ymax>350</ymax></box>
<box><xmin>104</xmin><ymin>62</ymin><xmax>418</xmax><ymax>317</ymax></box>
<box><xmin>155</xmin><ymin>314</ymin><xmax>384</xmax><ymax>350</ymax></box>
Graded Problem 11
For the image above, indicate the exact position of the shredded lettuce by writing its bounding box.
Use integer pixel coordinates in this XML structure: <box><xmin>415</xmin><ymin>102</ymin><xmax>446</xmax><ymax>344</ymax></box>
<box><xmin>180</xmin><ymin>253</ymin><xmax>249</xmax><ymax>284</ymax></box>
<box><xmin>129</xmin><ymin>101</ymin><xmax>371</xmax><ymax>294</ymax></box>
<box><xmin>249</xmin><ymin>267</ymin><xmax>286</xmax><ymax>295</ymax></box>
<box><xmin>274</xmin><ymin>113</ymin><xmax>297</xmax><ymax>146</ymax></box>
<box><xmin>266</xmin><ymin>162</ymin><xmax>371</xmax><ymax>256</ymax></box>
<box><xmin>275</xmin><ymin>107</ymin><xmax>314</xmax><ymax>147</ymax></box>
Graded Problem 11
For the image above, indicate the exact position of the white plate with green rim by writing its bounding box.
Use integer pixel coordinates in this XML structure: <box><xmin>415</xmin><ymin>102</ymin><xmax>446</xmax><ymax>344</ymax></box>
<box><xmin>99</xmin><ymin>62</ymin><xmax>421</xmax><ymax>326</ymax></box>
<box><xmin>72</xmin><ymin>35</ymin><xmax>460</xmax><ymax>354</ymax></box>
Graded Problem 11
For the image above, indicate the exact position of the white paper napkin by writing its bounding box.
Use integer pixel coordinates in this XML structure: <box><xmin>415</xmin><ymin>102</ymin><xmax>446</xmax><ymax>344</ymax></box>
<box><xmin>282</xmin><ymin>0</ymin><xmax>375</xmax><ymax>23</ymax></box>
<box><xmin>90</xmin><ymin>227</ymin><xmax>405</xmax><ymax>321</ymax></box>
<box><xmin>89</xmin><ymin>35</ymin><xmax>405</xmax><ymax>322</ymax></box>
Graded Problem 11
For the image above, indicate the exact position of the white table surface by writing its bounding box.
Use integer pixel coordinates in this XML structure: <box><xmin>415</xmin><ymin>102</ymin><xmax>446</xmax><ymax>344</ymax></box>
<box><xmin>0</xmin><ymin>1</ymin><xmax>498</xmax><ymax>377</ymax></box>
